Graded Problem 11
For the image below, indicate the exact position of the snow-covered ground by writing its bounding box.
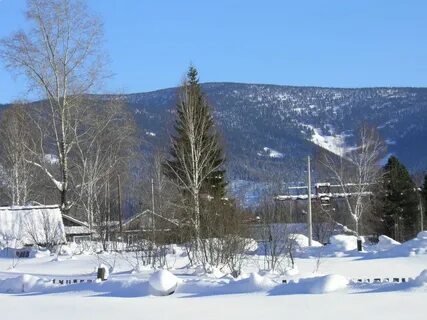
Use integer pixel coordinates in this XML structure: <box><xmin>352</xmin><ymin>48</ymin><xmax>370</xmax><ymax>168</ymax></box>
<box><xmin>1</xmin><ymin>232</ymin><xmax>427</xmax><ymax>319</ymax></box>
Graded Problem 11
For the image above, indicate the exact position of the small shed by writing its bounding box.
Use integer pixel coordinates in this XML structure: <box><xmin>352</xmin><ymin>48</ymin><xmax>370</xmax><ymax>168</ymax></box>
<box><xmin>62</xmin><ymin>214</ymin><xmax>94</xmax><ymax>243</ymax></box>
<box><xmin>0</xmin><ymin>205</ymin><xmax>66</xmax><ymax>248</ymax></box>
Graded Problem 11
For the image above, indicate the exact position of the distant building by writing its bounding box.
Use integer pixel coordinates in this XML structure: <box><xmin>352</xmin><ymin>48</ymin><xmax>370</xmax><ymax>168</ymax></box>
<box><xmin>119</xmin><ymin>209</ymin><xmax>181</xmax><ymax>245</ymax></box>
<box><xmin>61</xmin><ymin>214</ymin><xmax>94</xmax><ymax>243</ymax></box>
<box><xmin>0</xmin><ymin>205</ymin><xmax>183</xmax><ymax>248</ymax></box>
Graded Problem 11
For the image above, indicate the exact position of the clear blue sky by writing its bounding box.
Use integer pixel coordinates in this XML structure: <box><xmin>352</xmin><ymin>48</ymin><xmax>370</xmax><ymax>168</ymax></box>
<box><xmin>0</xmin><ymin>0</ymin><xmax>426</xmax><ymax>103</ymax></box>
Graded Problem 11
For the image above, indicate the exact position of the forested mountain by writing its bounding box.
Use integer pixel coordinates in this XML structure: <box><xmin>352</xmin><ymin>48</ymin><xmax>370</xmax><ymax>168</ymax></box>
<box><xmin>2</xmin><ymin>83</ymin><xmax>426</xmax><ymax>204</ymax></box>
<box><xmin>108</xmin><ymin>83</ymin><xmax>427</xmax><ymax>180</ymax></box>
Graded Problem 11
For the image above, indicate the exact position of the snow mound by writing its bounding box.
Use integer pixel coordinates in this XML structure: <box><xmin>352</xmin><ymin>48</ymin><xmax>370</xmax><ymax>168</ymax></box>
<box><xmin>414</xmin><ymin>269</ymin><xmax>427</xmax><ymax>286</ymax></box>
<box><xmin>375</xmin><ymin>235</ymin><xmax>400</xmax><ymax>251</ymax></box>
<box><xmin>284</xmin><ymin>265</ymin><xmax>299</xmax><ymax>277</ymax></box>
<box><xmin>291</xmin><ymin>234</ymin><xmax>322</xmax><ymax>248</ymax></box>
<box><xmin>149</xmin><ymin>270</ymin><xmax>179</xmax><ymax>295</ymax></box>
<box><xmin>229</xmin><ymin>273</ymin><xmax>276</xmax><ymax>293</ymax></box>
<box><xmin>417</xmin><ymin>231</ymin><xmax>427</xmax><ymax>240</ymax></box>
<box><xmin>192</xmin><ymin>264</ymin><xmax>225</xmax><ymax>278</ymax></box>
<box><xmin>328</xmin><ymin>235</ymin><xmax>358</xmax><ymax>251</ymax></box>
<box><xmin>372</xmin><ymin>233</ymin><xmax>427</xmax><ymax>257</ymax></box>
<box><xmin>0</xmin><ymin>274</ymin><xmax>45</xmax><ymax>293</ymax></box>
<box><xmin>270</xmin><ymin>274</ymin><xmax>348</xmax><ymax>295</ymax></box>
<box><xmin>308</xmin><ymin>274</ymin><xmax>349</xmax><ymax>294</ymax></box>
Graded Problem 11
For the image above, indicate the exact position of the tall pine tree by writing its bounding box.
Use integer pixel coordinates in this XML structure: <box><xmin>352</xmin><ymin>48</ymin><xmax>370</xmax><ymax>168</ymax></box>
<box><xmin>164</xmin><ymin>66</ymin><xmax>227</xmax><ymax>238</ymax></box>
<box><xmin>382</xmin><ymin>156</ymin><xmax>419</xmax><ymax>241</ymax></box>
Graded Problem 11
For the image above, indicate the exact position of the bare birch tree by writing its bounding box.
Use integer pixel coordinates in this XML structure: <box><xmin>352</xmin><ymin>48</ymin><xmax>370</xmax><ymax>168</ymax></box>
<box><xmin>0</xmin><ymin>0</ymin><xmax>105</xmax><ymax>213</ymax></box>
<box><xmin>318</xmin><ymin>124</ymin><xmax>386</xmax><ymax>235</ymax></box>
<box><xmin>0</xmin><ymin>104</ymin><xmax>35</xmax><ymax>205</ymax></box>
<box><xmin>73</xmin><ymin>99</ymin><xmax>137</xmax><ymax>230</ymax></box>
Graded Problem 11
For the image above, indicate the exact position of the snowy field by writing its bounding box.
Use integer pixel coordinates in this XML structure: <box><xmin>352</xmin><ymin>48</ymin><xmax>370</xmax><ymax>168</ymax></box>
<box><xmin>1</xmin><ymin>233</ymin><xmax>427</xmax><ymax>320</ymax></box>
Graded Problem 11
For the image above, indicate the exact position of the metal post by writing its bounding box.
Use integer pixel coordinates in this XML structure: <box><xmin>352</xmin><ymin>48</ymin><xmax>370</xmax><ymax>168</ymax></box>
<box><xmin>151</xmin><ymin>178</ymin><xmax>156</xmax><ymax>242</ymax></box>
<box><xmin>307</xmin><ymin>156</ymin><xmax>313</xmax><ymax>246</ymax></box>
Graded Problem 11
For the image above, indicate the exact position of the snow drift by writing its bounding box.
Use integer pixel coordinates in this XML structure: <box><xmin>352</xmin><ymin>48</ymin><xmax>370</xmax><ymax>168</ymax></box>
<box><xmin>0</xmin><ymin>274</ymin><xmax>45</xmax><ymax>293</ymax></box>
<box><xmin>270</xmin><ymin>274</ymin><xmax>349</xmax><ymax>295</ymax></box>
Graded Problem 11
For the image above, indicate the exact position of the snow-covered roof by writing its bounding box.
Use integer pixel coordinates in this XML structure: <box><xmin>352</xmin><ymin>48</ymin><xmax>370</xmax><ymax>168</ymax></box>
<box><xmin>0</xmin><ymin>205</ymin><xmax>66</xmax><ymax>246</ymax></box>
<box><xmin>124</xmin><ymin>210</ymin><xmax>180</xmax><ymax>227</ymax></box>
<box><xmin>63</xmin><ymin>226</ymin><xmax>92</xmax><ymax>235</ymax></box>
<box><xmin>62</xmin><ymin>214</ymin><xmax>89</xmax><ymax>228</ymax></box>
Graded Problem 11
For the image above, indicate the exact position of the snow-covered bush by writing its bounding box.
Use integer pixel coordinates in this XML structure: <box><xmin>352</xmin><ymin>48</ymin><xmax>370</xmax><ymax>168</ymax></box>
<box><xmin>149</xmin><ymin>270</ymin><xmax>179</xmax><ymax>296</ymax></box>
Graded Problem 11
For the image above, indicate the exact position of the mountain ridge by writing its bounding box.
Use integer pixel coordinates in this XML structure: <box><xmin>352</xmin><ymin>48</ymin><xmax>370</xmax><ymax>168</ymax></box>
<box><xmin>1</xmin><ymin>82</ymin><xmax>426</xmax><ymax>181</ymax></box>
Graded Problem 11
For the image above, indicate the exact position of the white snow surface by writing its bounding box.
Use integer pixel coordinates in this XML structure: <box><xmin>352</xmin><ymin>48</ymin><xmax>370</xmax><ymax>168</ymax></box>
<box><xmin>0</xmin><ymin>232</ymin><xmax>427</xmax><ymax>319</ymax></box>
<box><xmin>304</xmin><ymin>125</ymin><xmax>351</xmax><ymax>156</ymax></box>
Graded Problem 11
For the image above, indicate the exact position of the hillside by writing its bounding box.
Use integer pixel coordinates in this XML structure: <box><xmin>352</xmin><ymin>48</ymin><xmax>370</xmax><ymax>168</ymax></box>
<box><xmin>2</xmin><ymin>83</ymin><xmax>426</xmax><ymax>204</ymax></box>
<box><xmin>113</xmin><ymin>83</ymin><xmax>427</xmax><ymax>179</ymax></box>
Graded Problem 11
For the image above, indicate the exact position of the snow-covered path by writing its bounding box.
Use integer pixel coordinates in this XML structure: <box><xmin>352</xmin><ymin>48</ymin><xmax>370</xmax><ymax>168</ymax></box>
<box><xmin>1</xmin><ymin>233</ymin><xmax>427</xmax><ymax>319</ymax></box>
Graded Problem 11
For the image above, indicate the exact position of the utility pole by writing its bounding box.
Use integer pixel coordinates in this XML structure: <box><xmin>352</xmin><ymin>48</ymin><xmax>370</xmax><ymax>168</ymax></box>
<box><xmin>151</xmin><ymin>178</ymin><xmax>156</xmax><ymax>242</ymax></box>
<box><xmin>307</xmin><ymin>156</ymin><xmax>313</xmax><ymax>246</ymax></box>
<box><xmin>117</xmin><ymin>174</ymin><xmax>123</xmax><ymax>240</ymax></box>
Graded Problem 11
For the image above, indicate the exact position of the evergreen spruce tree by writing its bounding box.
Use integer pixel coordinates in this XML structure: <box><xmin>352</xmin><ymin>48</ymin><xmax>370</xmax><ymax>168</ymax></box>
<box><xmin>382</xmin><ymin>156</ymin><xmax>419</xmax><ymax>241</ymax></box>
<box><xmin>164</xmin><ymin>66</ymin><xmax>227</xmax><ymax>238</ymax></box>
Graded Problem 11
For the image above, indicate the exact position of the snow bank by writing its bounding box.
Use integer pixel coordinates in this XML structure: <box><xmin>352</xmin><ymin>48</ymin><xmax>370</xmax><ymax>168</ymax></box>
<box><xmin>0</xmin><ymin>274</ymin><xmax>45</xmax><ymax>293</ymax></box>
<box><xmin>227</xmin><ymin>273</ymin><xmax>276</xmax><ymax>293</ymax></box>
<box><xmin>270</xmin><ymin>274</ymin><xmax>348</xmax><ymax>295</ymax></box>
<box><xmin>176</xmin><ymin>273</ymin><xmax>276</xmax><ymax>297</ymax></box>
<box><xmin>414</xmin><ymin>269</ymin><xmax>427</xmax><ymax>286</ymax></box>
<box><xmin>375</xmin><ymin>235</ymin><xmax>400</xmax><ymax>251</ymax></box>
<box><xmin>372</xmin><ymin>232</ymin><xmax>427</xmax><ymax>258</ymax></box>
<box><xmin>417</xmin><ymin>231</ymin><xmax>427</xmax><ymax>240</ymax></box>
<box><xmin>307</xmin><ymin>275</ymin><xmax>349</xmax><ymax>294</ymax></box>
<box><xmin>149</xmin><ymin>270</ymin><xmax>179</xmax><ymax>295</ymax></box>
<box><xmin>290</xmin><ymin>234</ymin><xmax>322</xmax><ymax>248</ymax></box>
<box><xmin>328</xmin><ymin>235</ymin><xmax>358</xmax><ymax>251</ymax></box>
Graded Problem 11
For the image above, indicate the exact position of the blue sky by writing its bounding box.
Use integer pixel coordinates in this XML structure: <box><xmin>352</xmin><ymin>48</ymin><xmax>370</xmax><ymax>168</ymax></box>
<box><xmin>0</xmin><ymin>0</ymin><xmax>426</xmax><ymax>103</ymax></box>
